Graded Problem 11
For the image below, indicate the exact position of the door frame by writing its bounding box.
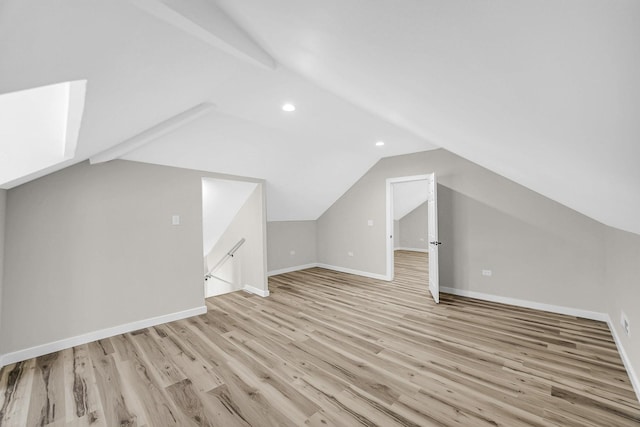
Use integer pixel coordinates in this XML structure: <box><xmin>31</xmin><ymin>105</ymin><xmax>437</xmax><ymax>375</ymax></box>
<box><xmin>427</xmin><ymin>172</ymin><xmax>440</xmax><ymax>303</ymax></box>
<box><xmin>385</xmin><ymin>174</ymin><xmax>431</xmax><ymax>281</ymax></box>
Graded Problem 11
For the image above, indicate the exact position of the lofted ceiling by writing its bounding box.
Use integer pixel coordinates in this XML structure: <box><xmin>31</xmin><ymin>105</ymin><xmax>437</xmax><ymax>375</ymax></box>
<box><xmin>1</xmin><ymin>0</ymin><xmax>639</xmax><ymax>232</ymax></box>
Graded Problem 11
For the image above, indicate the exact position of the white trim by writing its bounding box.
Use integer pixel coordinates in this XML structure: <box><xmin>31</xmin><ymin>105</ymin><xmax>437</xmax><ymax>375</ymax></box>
<box><xmin>131</xmin><ymin>0</ymin><xmax>277</xmax><ymax>70</ymax></box>
<box><xmin>607</xmin><ymin>316</ymin><xmax>640</xmax><ymax>402</ymax></box>
<box><xmin>394</xmin><ymin>247</ymin><xmax>429</xmax><ymax>253</ymax></box>
<box><xmin>243</xmin><ymin>285</ymin><xmax>270</xmax><ymax>297</ymax></box>
<box><xmin>317</xmin><ymin>263</ymin><xmax>388</xmax><ymax>281</ymax></box>
<box><xmin>90</xmin><ymin>103</ymin><xmax>215</xmax><ymax>164</ymax></box>
<box><xmin>387</xmin><ymin>174</ymin><xmax>432</xmax><ymax>184</ymax></box>
<box><xmin>386</xmin><ymin>179</ymin><xmax>394</xmax><ymax>281</ymax></box>
<box><xmin>440</xmin><ymin>287</ymin><xmax>608</xmax><ymax>322</ymax></box>
<box><xmin>0</xmin><ymin>305</ymin><xmax>206</xmax><ymax>368</ymax></box>
<box><xmin>386</xmin><ymin>174</ymin><xmax>432</xmax><ymax>282</ymax></box>
<box><xmin>267</xmin><ymin>263</ymin><xmax>319</xmax><ymax>277</ymax></box>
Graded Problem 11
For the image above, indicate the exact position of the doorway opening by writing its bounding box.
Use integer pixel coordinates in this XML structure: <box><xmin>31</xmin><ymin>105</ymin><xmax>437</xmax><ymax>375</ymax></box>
<box><xmin>201</xmin><ymin>177</ymin><xmax>268</xmax><ymax>298</ymax></box>
<box><xmin>386</xmin><ymin>174</ymin><xmax>440</xmax><ymax>303</ymax></box>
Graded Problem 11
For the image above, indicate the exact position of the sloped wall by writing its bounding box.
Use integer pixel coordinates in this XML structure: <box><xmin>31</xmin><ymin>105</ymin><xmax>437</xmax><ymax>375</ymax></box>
<box><xmin>202</xmin><ymin>178</ymin><xmax>258</xmax><ymax>256</ymax></box>
<box><xmin>317</xmin><ymin>149</ymin><xmax>606</xmax><ymax>313</ymax></box>
<box><xmin>205</xmin><ymin>186</ymin><xmax>267</xmax><ymax>294</ymax></box>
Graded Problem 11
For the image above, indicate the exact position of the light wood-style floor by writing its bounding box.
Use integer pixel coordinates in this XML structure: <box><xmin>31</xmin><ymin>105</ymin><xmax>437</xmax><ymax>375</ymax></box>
<box><xmin>1</xmin><ymin>250</ymin><xmax>639</xmax><ymax>426</ymax></box>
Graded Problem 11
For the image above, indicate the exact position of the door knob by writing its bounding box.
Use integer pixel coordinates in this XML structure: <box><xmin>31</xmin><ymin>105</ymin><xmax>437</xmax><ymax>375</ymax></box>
<box><xmin>429</xmin><ymin>241</ymin><xmax>442</xmax><ymax>245</ymax></box>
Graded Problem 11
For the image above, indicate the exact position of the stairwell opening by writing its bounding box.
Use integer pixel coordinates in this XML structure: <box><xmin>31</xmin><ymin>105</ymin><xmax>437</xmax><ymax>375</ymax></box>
<box><xmin>201</xmin><ymin>177</ymin><xmax>268</xmax><ymax>298</ymax></box>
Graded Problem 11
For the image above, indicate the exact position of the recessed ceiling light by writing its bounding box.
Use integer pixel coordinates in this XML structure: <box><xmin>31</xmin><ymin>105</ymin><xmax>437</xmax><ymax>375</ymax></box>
<box><xmin>282</xmin><ymin>103</ymin><xmax>296</xmax><ymax>112</ymax></box>
<box><xmin>376</xmin><ymin>141</ymin><xmax>385</xmax><ymax>146</ymax></box>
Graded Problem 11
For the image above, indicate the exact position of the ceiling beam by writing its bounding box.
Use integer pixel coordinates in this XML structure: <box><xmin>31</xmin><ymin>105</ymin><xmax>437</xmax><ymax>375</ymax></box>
<box><xmin>89</xmin><ymin>102</ymin><xmax>215</xmax><ymax>164</ymax></box>
<box><xmin>131</xmin><ymin>0</ymin><xmax>277</xmax><ymax>70</ymax></box>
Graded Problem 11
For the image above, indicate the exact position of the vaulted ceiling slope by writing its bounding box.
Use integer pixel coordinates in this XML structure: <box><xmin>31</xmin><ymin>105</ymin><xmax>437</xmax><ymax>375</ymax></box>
<box><xmin>0</xmin><ymin>0</ymin><xmax>436</xmax><ymax>220</ymax></box>
<box><xmin>217</xmin><ymin>0</ymin><xmax>640</xmax><ymax>234</ymax></box>
<box><xmin>1</xmin><ymin>1</ymin><xmax>639</xmax><ymax>232</ymax></box>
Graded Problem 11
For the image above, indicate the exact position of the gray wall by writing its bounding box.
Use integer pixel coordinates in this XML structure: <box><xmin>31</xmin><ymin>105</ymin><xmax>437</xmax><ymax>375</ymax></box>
<box><xmin>0</xmin><ymin>189</ymin><xmax>6</xmax><ymax>336</ymax></box>
<box><xmin>605</xmin><ymin>227</ymin><xmax>640</xmax><ymax>389</ymax></box>
<box><xmin>267</xmin><ymin>221</ymin><xmax>317</xmax><ymax>273</ymax></box>
<box><xmin>398</xmin><ymin>202</ymin><xmax>428</xmax><ymax>250</ymax></box>
<box><xmin>317</xmin><ymin>149</ymin><xmax>606</xmax><ymax>312</ymax></box>
<box><xmin>205</xmin><ymin>186</ymin><xmax>267</xmax><ymax>292</ymax></box>
<box><xmin>0</xmin><ymin>160</ymin><xmax>263</xmax><ymax>355</ymax></box>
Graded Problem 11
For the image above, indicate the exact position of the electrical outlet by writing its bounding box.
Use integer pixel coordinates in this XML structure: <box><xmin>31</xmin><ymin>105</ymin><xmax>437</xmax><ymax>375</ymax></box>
<box><xmin>482</xmin><ymin>269</ymin><xmax>492</xmax><ymax>277</ymax></box>
<box><xmin>172</xmin><ymin>215</ymin><xmax>180</xmax><ymax>225</ymax></box>
<box><xmin>367</xmin><ymin>220</ymin><xmax>374</xmax><ymax>226</ymax></box>
<box><xmin>348</xmin><ymin>251</ymin><xmax>354</xmax><ymax>257</ymax></box>
<box><xmin>290</xmin><ymin>250</ymin><xmax>296</xmax><ymax>256</ymax></box>
<box><xmin>621</xmin><ymin>311</ymin><xmax>630</xmax><ymax>336</ymax></box>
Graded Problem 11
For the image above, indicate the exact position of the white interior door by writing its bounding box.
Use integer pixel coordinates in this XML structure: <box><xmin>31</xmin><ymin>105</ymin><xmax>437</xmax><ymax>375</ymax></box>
<box><xmin>427</xmin><ymin>173</ymin><xmax>440</xmax><ymax>303</ymax></box>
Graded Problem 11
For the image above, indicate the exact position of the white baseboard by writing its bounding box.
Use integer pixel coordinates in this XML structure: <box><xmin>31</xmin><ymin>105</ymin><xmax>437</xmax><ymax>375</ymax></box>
<box><xmin>395</xmin><ymin>247</ymin><xmax>428</xmax><ymax>253</ymax></box>
<box><xmin>440</xmin><ymin>287</ymin><xmax>608</xmax><ymax>322</ymax></box>
<box><xmin>0</xmin><ymin>305</ymin><xmax>207</xmax><ymax>368</ymax></box>
<box><xmin>607</xmin><ymin>316</ymin><xmax>640</xmax><ymax>402</ymax></box>
<box><xmin>440</xmin><ymin>286</ymin><xmax>638</xmax><ymax>403</ymax></box>
<box><xmin>244</xmin><ymin>284</ymin><xmax>270</xmax><ymax>297</ymax></box>
<box><xmin>317</xmin><ymin>263</ymin><xmax>388</xmax><ymax>281</ymax></box>
<box><xmin>269</xmin><ymin>263</ymin><xmax>388</xmax><ymax>281</ymax></box>
<box><xmin>267</xmin><ymin>263</ymin><xmax>319</xmax><ymax>277</ymax></box>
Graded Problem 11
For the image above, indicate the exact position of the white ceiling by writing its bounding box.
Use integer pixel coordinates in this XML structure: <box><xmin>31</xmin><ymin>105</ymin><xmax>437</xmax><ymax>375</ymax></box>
<box><xmin>122</xmin><ymin>73</ymin><xmax>434</xmax><ymax>220</ymax></box>
<box><xmin>1</xmin><ymin>0</ymin><xmax>639</xmax><ymax>232</ymax></box>
<box><xmin>217</xmin><ymin>0</ymin><xmax>640</xmax><ymax>233</ymax></box>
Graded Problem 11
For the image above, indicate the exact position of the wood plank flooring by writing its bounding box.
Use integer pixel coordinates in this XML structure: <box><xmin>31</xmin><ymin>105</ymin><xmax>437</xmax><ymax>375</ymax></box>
<box><xmin>1</xmin><ymin>250</ymin><xmax>639</xmax><ymax>426</ymax></box>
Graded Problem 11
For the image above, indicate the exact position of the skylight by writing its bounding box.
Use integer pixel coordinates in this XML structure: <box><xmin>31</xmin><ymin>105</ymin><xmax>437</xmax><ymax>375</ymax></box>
<box><xmin>0</xmin><ymin>80</ymin><xmax>87</xmax><ymax>188</ymax></box>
